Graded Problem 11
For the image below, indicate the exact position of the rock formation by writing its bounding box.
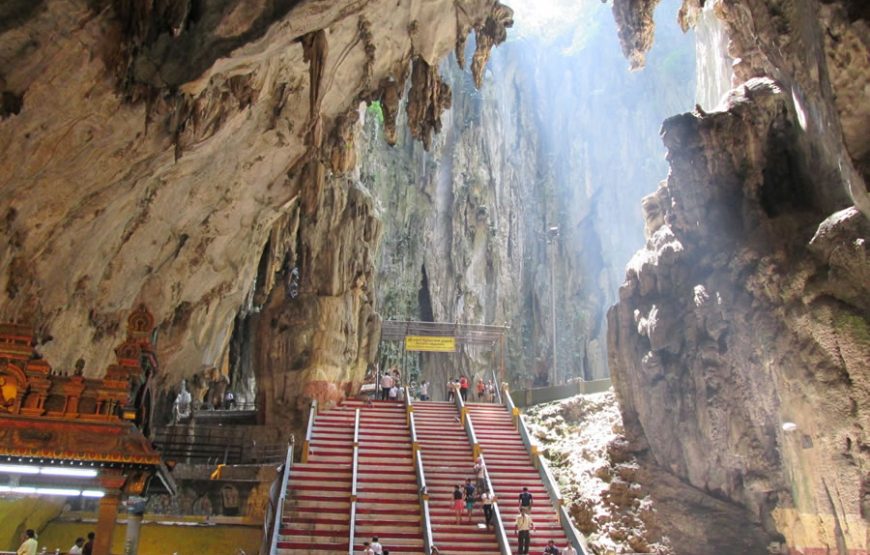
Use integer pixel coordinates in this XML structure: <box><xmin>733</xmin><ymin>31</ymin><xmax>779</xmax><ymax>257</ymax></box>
<box><xmin>365</xmin><ymin>1</ymin><xmax>694</xmax><ymax>388</ymax></box>
<box><xmin>0</xmin><ymin>0</ymin><xmax>511</xmax><ymax>425</ymax></box>
<box><xmin>608</xmin><ymin>1</ymin><xmax>869</xmax><ymax>552</ymax></box>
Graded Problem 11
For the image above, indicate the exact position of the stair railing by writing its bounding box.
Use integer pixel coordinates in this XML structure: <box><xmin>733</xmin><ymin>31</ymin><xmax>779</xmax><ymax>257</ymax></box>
<box><xmin>410</xmin><ymin>410</ymin><xmax>419</xmax><ymax>454</ymax></box>
<box><xmin>410</xmin><ymin>411</ymin><xmax>434</xmax><ymax>554</ymax></box>
<box><xmin>267</xmin><ymin>438</ymin><xmax>295</xmax><ymax>555</ymax></box>
<box><xmin>348</xmin><ymin>408</ymin><xmax>361</xmax><ymax>555</ymax></box>
<box><xmin>502</xmin><ymin>383</ymin><xmax>520</xmax><ymax>429</ymax></box>
<box><xmin>302</xmin><ymin>399</ymin><xmax>318</xmax><ymax>463</ymax></box>
<box><xmin>465</xmin><ymin>411</ymin><xmax>481</xmax><ymax>460</ymax></box>
<box><xmin>405</xmin><ymin>385</ymin><xmax>413</xmax><ymax>426</ymax></box>
<box><xmin>491</xmin><ymin>369</ymin><xmax>503</xmax><ymax>405</ymax></box>
<box><xmin>477</xmin><ymin>452</ymin><xmax>512</xmax><ymax>555</ymax></box>
<box><xmin>514</xmin><ymin>407</ymin><xmax>591</xmax><ymax>555</ymax></box>
<box><xmin>454</xmin><ymin>383</ymin><xmax>467</xmax><ymax>425</ymax></box>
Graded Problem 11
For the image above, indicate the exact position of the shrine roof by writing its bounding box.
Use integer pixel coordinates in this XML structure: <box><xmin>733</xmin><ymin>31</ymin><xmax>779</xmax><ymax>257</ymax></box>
<box><xmin>0</xmin><ymin>413</ymin><xmax>161</xmax><ymax>467</ymax></box>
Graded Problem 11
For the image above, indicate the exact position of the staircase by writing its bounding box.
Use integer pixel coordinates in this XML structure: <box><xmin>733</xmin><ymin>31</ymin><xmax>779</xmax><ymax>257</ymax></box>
<box><xmin>276</xmin><ymin>403</ymin><xmax>355</xmax><ymax>554</ymax></box>
<box><xmin>414</xmin><ymin>401</ymin><xmax>502</xmax><ymax>554</ymax></box>
<box><xmin>344</xmin><ymin>399</ymin><xmax>425</xmax><ymax>554</ymax></box>
<box><xmin>468</xmin><ymin>402</ymin><xmax>569</xmax><ymax>554</ymax></box>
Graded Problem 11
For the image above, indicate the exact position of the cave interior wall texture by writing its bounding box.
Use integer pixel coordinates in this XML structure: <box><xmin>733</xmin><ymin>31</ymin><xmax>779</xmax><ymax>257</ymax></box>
<box><xmin>0</xmin><ymin>0</ymin><xmax>512</xmax><ymax>430</ymax></box>
<box><xmin>608</xmin><ymin>0</ymin><xmax>869</xmax><ymax>553</ymax></box>
<box><xmin>0</xmin><ymin>0</ymin><xmax>868</xmax><ymax>553</ymax></box>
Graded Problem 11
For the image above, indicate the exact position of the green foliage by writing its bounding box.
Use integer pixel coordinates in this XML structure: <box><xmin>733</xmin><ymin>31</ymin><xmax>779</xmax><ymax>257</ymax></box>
<box><xmin>367</xmin><ymin>100</ymin><xmax>385</xmax><ymax>125</ymax></box>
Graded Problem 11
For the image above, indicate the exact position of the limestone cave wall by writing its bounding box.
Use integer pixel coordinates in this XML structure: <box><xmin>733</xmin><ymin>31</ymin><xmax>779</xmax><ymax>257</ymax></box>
<box><xmin>607</xmin><ymin>0</ymin><xmax>869</xmax><ymax>553</ymax></box>
<box><xmin>0</xmin><ymin>0</ymin><xmax>511</xmax><ymax>426</ymax></box>
<box><xmin>363</xmin><ymin>1</ymin><xmax>694</xmax><ymax>388</ymax></box>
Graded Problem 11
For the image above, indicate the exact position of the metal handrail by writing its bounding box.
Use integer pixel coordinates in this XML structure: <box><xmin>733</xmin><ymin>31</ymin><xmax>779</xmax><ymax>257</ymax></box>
<box><xmin>478</xmin><ymin>453</ymin><xmax>511</xmax><ymax>555</ymax></box>
<box><xmin>537</xmin><ymin>452</ymin><xmax>589</xmax><ymax>554</ymax></box>
<box><xmin>302</xmin><ymin>399</ymin><xmax>318</xmax><ymax>462</ymax></box>
<box><xmin>349</xmin><ymin>408</ymin><xmax>360</xmax><ymax>555</ymax></box>
<box><xmin>559</xmin><ymin>503</ymin><xmax>590</xmax><ymax>555</ymax></box>
<box><xmin>538</xmin><ymin>453</ymin><xmax>563</xmax><ymax>505</ymax></box>
<box><xmin>491</xmin><ymin>369</ymin><xmax>503</xmax><ymax>405</ymax></box>
<box><xmin>415</xmin><ymin>450</ymin><xmax>434</xmax><ymax>554</ymax></box>
<box><xmin>348</xmin><ymin>502</ymin><xmax>358</xmax><ymax>555</ymax></box>
<box><xmin>410</xmin><ymin>411</ymin><xmax>418</xmax><ymax>446</ymax></box>
<box><xmin>517</xmin><ymin>411</ymin><xmax>590</xmax><ymax>555</ymax></box>
<box><xmin>268</xmin><ymin>440</ymin><xmax>295</xmax><ymax>555</ymax></box>
<box><xmin>466</xmin><ymin>413</ymin><xmax>480</xmax><ymax>459</ymax></box>
<box><xmin>353</xmin><ymin>408</ymin><xmax>361</xmax><ymax>447</ymax></box>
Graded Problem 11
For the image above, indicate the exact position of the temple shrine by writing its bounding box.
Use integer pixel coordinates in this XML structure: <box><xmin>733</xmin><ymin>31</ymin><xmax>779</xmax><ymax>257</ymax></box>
<box><xmin>0</xmin><ymin>305</ymin><xmax>173</xmax><ymax>555</ymax></box>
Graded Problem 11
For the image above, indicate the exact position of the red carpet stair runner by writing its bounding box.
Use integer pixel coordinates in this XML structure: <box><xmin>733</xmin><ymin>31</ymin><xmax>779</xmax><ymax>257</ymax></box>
<box><xmin>277</xmin><ymin>402</ymin><xmax>355</xmax><ymax>554</ymax></box>
<box><xmin>467</xmin><ymin>402</ymin><xmax>570</xmax><ymax>554</ymax></box>
<box><xmin>346</xmin><ymin>399</ymin><xmax>425</xmax><ymax>554</ymax></box>
<box><xmin>274</xmin><ymin>397</ymin><xmax>577</xmax><ymax>554</ymax></box>
<box><xmin>414</xmin><ymin>401</ymin><xmax>503</xmax><ymax>554</ymax></box>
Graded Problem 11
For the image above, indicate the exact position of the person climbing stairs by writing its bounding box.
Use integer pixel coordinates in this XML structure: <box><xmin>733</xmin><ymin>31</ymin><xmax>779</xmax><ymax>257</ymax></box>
<box><xmin>468</xmin><ymin>402</ymin><xmax>569</xmax><ymax>554</ymax></box>
<box><xmin>414</xmin><ymin>401</ymin><xmax>502</xmax><ymax>554</ymax></box>
<box><xmin>275</xmin><ymin>403</ymin><xmax>355</xmax><ymax>554</ymax></box>
<box><xmin>344</xmin><ymin>399</ymin><xmax>425</xmax><ymax>554</ymax></box>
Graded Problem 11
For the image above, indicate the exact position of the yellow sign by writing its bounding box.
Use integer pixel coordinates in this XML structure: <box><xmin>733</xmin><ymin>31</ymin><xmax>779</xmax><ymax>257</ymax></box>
<box><xmin>405</xmin><ymin>335</ymin><xmax>457</xmax><ymax>352</ymax></box>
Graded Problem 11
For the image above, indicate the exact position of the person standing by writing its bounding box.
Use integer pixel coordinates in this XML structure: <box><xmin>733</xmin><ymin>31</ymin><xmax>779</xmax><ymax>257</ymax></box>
<box><xmin>418</xmin><ymin>381</ymin><xmax>430</xmax><ymax>401</ymax></box>
<box><xmin>485</xmin><ymin>380</ymin><xmax>495</xmax><ymax>403</ymax></box>
<box><xmin>518</xmin><ymin>486</ymin><xmax>533</xmax><ymax>510</ymax></box>
<box><xmin>459</xmin><ymin>375</ymin><xmax>469</xmax><ymax>402</ymax></box>
<box><xmin>543</xmin><ymin>539</ymin><xmax>561</xmax><ymax>554</ymax></box>
<box><xmin>480</xmin><ymin>487</ymin><xmax>496</xmax><ymax>530</ymax></box>
<box><xmin>562</xmin><ymin>542</ymin><xmax>577</xmax><ymax>555</ymax></box>
<box><xmin>380</xmin><ymin>372</ymin><xmax>394</xmax><ymax>401</ymax></box>
<box><xmin>16</xmin><ymin>529</ymin><xmax>37</xmax><ymax>555</ymax></box>
<box><xmin>473</xmin><ymin>456</ymin><xmax>486</xmax><ymax>493</ymax></box>
<box><xmin>463</xmin><ymin>479</ymin><xmax>476</xmax><ymax>523</ymax></box>
<box><xmin>515</xmin><ymin>508</ymin><xmax>534</xmax><ymax>555</ymax></box>
<box><xmin>82</xmin><ymin>532</ymin><xmax>95</xmax><ymax>555</ymax></box>
<box><xmin>475</xmin><ymin>378</ymin><xmax>485</xmax><ymax>400</ymax></box>
<box><xmin>452</xmin><ymin>484</ymin><xmax>464</xmax><ymax>524</ymax></box>
<box><xmin>68</xmin><ymin>537</ymin><xmax>85</xmax><ymax>555</ymax></box>
<box><xmin>370</xmin><ymin>536</ymin><xmax>384</xmax><ymax>554</ymax></box>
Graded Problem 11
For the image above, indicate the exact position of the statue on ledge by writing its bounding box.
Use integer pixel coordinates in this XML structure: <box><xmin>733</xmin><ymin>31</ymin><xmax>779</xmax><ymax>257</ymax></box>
<box><xmin>172</xmin><ymin>379</ymin><xmax>192</xmax><ymax>423</ymax></box>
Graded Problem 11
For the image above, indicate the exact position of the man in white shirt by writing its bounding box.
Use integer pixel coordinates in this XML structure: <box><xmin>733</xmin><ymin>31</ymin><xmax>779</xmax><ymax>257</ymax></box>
<box><xmin>418</xmin><ymin>381</ymin><xmax>430</xmax><ymax>401</ymax></box>
<box><xmin>370</xmin><ymin>536</ymin><xmax>384</xmax><ymax>554</ymax></box>
<box><xmin>68</xmin><ymin>537</ymin><xmax>85</xmax><ymax>555</ymax></box>
<box><xmin>16</xmin><ymin>529</ymin><xmax>37</xmax><ymax>555</ymax></box>
<box><xmin>562</xmin><ymin>543</ymin><xmax>578</xmax><ymax>555</ymax></box>
<box><xmin>515</xmin><ymin>509</ymin><xmax>534</xmax><ymax>555</ymax></box>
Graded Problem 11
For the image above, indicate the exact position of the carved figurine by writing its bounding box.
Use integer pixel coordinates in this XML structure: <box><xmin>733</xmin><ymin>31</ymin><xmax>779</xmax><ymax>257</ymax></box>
<box><xmin>172</xmin><ymin>379</ymin><xmax>192</xmax><ymax>422</ymax></box>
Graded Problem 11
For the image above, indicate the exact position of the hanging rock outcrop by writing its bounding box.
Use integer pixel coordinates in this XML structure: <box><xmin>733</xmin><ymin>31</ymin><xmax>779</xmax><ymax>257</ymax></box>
<box><xmin>0</xmin><ymin>0</ymin><xmax>512</xmax><ymax>424</ymax></box>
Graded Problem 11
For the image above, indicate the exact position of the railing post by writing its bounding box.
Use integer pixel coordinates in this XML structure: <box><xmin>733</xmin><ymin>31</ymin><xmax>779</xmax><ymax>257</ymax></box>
<box><xmin>478</xmin><ymin>453</ymin><xmax>511</xmax><ymax>555</ymax></box>
<box><xmin>268</xmin><ymin>439</ymin><xmax>295</xmax><ymax>555</ymax></box>
<box><xmin>302</xmin><ymin>399</ymin><xmax>317</xmax><ymax>464</ymax></box>
<box><xmin>410</xmin><ymin>412</ymin><xmax>420</xmax><ymax>454</ymax></box>
<box><xmin>415</xmin><ymin>450</ymin><xmax>435</xmax><ymax>555</ymax></box>
<box><xmin>348</xmin><ymin>408</ymin><xmax>360</xmax><ymax>555</ymax></box>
